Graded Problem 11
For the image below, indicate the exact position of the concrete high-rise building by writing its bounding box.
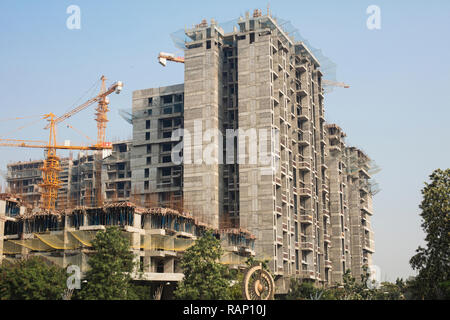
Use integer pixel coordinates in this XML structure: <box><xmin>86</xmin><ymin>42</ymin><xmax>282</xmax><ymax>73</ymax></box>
<box><xmin>6</xmin><ymin>159</ymin><xmax>73</xmax><ymax>209</ymax></box>
<box><xmin>326</xmin><ymin>124</ymin><xmax>376</xmax><ymax>284</ymax></box>
<box><xmin>345</xmin><ymin>147</ymin><xmax>375</xmax><ymax>278</ymax></box>
<box><xmin>69</xmin><ymin>153</ymin><xmax>101</xmax><ymax>208</ymax></box>
<box><xmin>103</xmin><ymin>141</ymin><xmax>132</xmax><ymax>203</ymax></box>
<box><xmin>128</xmin><ymin>12</ymin><xmax>377</xmax><ymax>291</ymax></box>
<box><xmin>130</xmin><ymin>12</ymin><xmax>343</xmax><ymax>291</ymax></box>
<box><xmin>181</xmin><ymin>12</ymin><xmax>331</xmax><ymax>291</ymax></box>
<box><xmin>131</xmin><ymin>84</ymin><xmax>184</xmax><ymax>209</ymax></box>
<box><xmin>6</xmin><ymin>146</ymin><xmax>119</xmax><ymax>209</ymax></box>
<box><xmin>6</xmin><ymin>160</ymin><xmax>44</xmax><ymax>207</ymax></box>
<box><xmin>326</xmin><ymin>124</ymin><xmax>352</xmax><ymax>283</ymax></box>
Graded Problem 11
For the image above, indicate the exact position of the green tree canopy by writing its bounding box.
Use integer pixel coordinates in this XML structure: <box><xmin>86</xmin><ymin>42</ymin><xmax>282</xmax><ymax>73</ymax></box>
<box><xmin>285</xmin><ymin>267</ymin><xmax>381</xmax><ymax>300</ymax></box>
<box><xmin>286</xmin><ymin>279</ymin><xmax>317</xmax><ymax>300</ymax></box>
<box><xmin>372</xmin><ymin>281</ymin><xmax>404</xmax><ymax>300</ymax></box>
<box><xmin>0</xmin><ymin>256</ymin><xmax>67</xmax><ymax>300</ymax></box>
<box><xmin>174</xmin><ymin>230</ymin><xmax>233</xmax><ymax>300</ymax></box>
<box><xmin>410</xmin><ymin>168</ymin><xmax>450</xmax><ymax>299</ymax></box>
<box><xmin>79</xmin><ymin>226</ymin><xmax>137</xmax><ymax>300</ymax></box>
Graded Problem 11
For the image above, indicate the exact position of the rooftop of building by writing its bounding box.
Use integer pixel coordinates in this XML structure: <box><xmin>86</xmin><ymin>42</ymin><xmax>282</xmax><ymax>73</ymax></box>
<box><xmin>347</xmin><ymin>146</ymin><xmax>371</xmax><ymax>161</ymax></box>
<box><xmin>132</xmin><ymin>83</ymin><xmax>184</xmax><ymax>100</ymax></box>
<box><xmin>325</xmin><ymin>123</ymin><xmax>347</xmax><ymax>138</ymax></box>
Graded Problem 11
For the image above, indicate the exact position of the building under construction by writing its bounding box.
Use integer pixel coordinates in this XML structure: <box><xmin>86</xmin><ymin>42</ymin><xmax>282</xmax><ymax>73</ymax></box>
<box><xmin>1</xmin><ymin>10</ymin><xmax>377</xmax><ymax>294</ymax></box>
<box><xmin>325</xmin><ymin>124</ymin><xmax>375</xmax><ymax>284</ymax></box>
<box><xmin>129</xmin><ymin>11</ymin><xmax>377</xmax><ymax>291</ymax></box>
<box><xmin>0</xmin><ymin>194</ymin><xmax>255</xmax><ymax>297</ymax></box>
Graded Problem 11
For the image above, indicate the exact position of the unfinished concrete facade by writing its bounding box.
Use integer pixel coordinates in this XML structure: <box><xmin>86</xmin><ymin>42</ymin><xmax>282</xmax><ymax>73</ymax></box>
<box><xmin>179</xmin><ymin>13</ymin><xmax>332</xmax><ymax>292</ymax></box>
<box><xmin>69</xmin><ymin>153</ymin><xmax>100</xmax><ymax>208</ymax></box>
<box><xmin>103</xmin><ymin>141</ymin><xmax>132</xmax><ymax>203</ymax></box>
<box><xmin>7</xmin><ymin>159</ymin><xmax>72</xmax><ymax>210</ymax></box>
<box><xmin>6</xmin><ymin>146</ymin><xmax>121</xmax><ymax>210</ymax></box>
<box><xmin>183</xmin><ymin>22</ymin><xmax>224</xmax><ymax>229</ymax></box>
<box><xmin>325</xmin><ymin>124</ymin><xmax>376</xmax><ymax>284</ymax></box>
<box><xmin>131</xmin><ymin>84</ymin><xmax>184</xmax><ymax>209</ymax></box>
<box><xmin>325</xmin><ymin>124</ymin><xmax>352</xmax><ymax>283</ymax></box>
<box><xmin>6</xmin><ymin>160</ymin><xmax>45</xmax><ymax>207</ymax></box>
<box><xmin>126</xmin><ymin>12</ymin><xmax>378</xmax><ymax>291</ymax></box>
<box><xmin>0</xmin><ymin>195</ymin><xmax>26</xmax><ymax>264</ymax></box>
<box><xmin>345</xmin><ymin>147</ymin><xmax>375</xmax><ymax>279</ymax></box>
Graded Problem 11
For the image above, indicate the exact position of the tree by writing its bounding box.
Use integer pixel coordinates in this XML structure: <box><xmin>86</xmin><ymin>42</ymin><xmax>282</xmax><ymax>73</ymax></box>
<box><xmin>79</xmin><ymin>226</ymin><xmax>137</xmax><ymax>300</ymax></box>
<box><xmin>174</xmin><ymin>230</ymin><xmax>233</xmax><ymax>300</ymax></box>
<box><xmin>410</xmin><ymin>168</ymin><xmax>450</xmax><ymax>299</ymax></box>
<box><xmin>0</xmin><ymin>256</ymin><xmax>67</xmax><ymax>300</ymax></box>
<box><xmin>286</xmin><ymin>279</ymin><xmax>317</xmax><ymax>300</ymax></box>
<box><xmin>373</xmin><ymin>281</ymin><xmax>404</xmax><ymax>300</ymax></box>
<box><xmin>285</xmin><ymin>268</ymin><xmax>413</xmax><ymax>300</ymax></box>
<box><xmin>229</xmin><ymin>270</ymin><xmax>244</xmax><ymax>300</ymax></box>
<box><xmin>330</xmin><ymin>267</ymin><xmax>378</xmax><ymax>300</ymax></box>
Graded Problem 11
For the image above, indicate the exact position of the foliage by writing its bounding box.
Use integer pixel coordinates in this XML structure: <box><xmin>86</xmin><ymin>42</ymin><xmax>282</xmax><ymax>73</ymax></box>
<box><xmin>78</xmin><ymin>226</ymin><xmax>137</xmax><ymax>300</ymax></box>
<box><xmin>130</xmin><ymin>282</ymin><xmax>153</xmax><ymax>300</ymax></box>
<box><xmin>0</xmin><ymin>256</ymin><xmax>67</xmax><ymax>300</ymax></box>
<box><xmin>229</xmin><ymin>270</ymin><xmax>244</xmax><ymax>300</ymax></box>
<box><xmin>285</xmin><ymin>267</ymin><xmax>402</xmax><ymax>300</ymax></box>
<box><xmin>409</xmin><ymin>168</ymin><xmax>450</xmax><ymax>299</ymax></box>
<box><xmin>332</xmin><ymin>267</ymin><xmax>378</xmax><ymax>300</ymax></box>
<box><xmin>286</xmin><ymin>279</ymin><xmax>317</xmax><ymax>300</ymax></box>
<box><xmin>373</xmin><ymin>281</ymin><xmax>404</xmax><ymax>300</ymax></box>
<box><xmin>284</xmin><ymin>169</ymin><xmax>449</xmax><ymax>301</ymax></box>
<box><xmin>245</xmin><ymin>256</ymin><xmax>270</xmax><ymax>271</ymax></box>
<box><xmin>320</xmin><ymin>288</ymin><xmax>338</xmax><ymax>300</ymax></box>
<box><xmin>174</xmin><ymin>230</ymin><xmax>234</xmax><ymax>300</ymax></box>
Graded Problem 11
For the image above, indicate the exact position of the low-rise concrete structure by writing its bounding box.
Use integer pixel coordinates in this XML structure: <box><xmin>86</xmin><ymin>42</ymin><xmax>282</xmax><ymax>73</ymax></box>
<box><xmin>0</xmin><ymin>195</ymin><xmax>255</xmax><ymax>289</ymax></box>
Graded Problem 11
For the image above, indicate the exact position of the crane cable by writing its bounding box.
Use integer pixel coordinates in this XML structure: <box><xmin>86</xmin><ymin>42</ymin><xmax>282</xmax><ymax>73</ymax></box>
<box><xmin>0</xmin><ymin>115</ymin><xmax>42</xmax><ymax>122</ymax></box>
<box><xmin>66</xmin><ymin>124</ymin><xmax>95</xmax><ymax>144</ymax></box>
<box><xmin>0</xmin><ymin>79</ymin><xmax>101</xmax><ymax>139</ymax></box>
<box><xmin>0</xmin><ymin>117</ymin><xmax>45</xmax><ymax>139</ymax></box>
<box><xmin>58</xmin><ymin>78</ymin><xmax>101</xmax><ymax>118</ymax></box>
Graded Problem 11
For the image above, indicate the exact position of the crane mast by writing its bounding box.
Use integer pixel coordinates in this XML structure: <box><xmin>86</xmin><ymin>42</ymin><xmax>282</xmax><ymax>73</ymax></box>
<box><xmin>96</xmin><ymin>76</ymin><xmax>109</xmax><ymax>147</ymax></box>
<box><xmin>40</xmin><ymin>113</ymin><xmax>60</xmax><ymax>210</ymax></box>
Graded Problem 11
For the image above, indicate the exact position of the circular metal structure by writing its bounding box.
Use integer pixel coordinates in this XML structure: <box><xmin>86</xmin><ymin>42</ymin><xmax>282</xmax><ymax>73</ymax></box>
<box><xmin>242</xmin><ymin>264</ymin><xmax>275</xmax><ymax>300</ymax></box>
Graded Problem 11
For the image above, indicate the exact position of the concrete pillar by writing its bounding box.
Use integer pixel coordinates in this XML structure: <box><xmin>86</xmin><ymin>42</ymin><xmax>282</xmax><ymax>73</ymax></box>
<box><xmin>164</xmin><ymin>257</ymin><xmax>175</xmax><ymax>273</ymax></box>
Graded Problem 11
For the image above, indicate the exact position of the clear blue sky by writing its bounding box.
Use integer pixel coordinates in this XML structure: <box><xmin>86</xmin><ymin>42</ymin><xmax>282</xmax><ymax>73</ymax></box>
<box><xmin>0</xmin><ymin>0</ymin><xmax>449</xmax><ymax>281</ymax></box>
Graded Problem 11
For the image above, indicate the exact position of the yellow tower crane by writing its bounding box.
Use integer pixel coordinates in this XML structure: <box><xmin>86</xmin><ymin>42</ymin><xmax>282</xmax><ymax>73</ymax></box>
<box><xmin>0</xmin><ymin>76</ymin><xmax>123</xmax><ymax>211</ymax></box>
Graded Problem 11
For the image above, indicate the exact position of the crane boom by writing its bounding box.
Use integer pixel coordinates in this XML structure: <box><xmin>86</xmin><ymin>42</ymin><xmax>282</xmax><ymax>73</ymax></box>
<box><xmin>44</xmin><ymin>76</ymin><xmax>123</xmax><ymax>129</ymax></box>
<box><xmin>158</xmin><ymin>52</ymin><xmax>185</xmax><ymax>66</ymax></box>
<box><xmin>322</xmin><ymin>80</ymin><xmax>350</xmax><ymax>88</ymax></box>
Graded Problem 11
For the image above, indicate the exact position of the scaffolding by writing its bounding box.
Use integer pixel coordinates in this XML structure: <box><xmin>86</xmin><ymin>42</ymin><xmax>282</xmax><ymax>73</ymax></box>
<box><xmin>170</xmin><ymin>13</ymin><xmax>338</xmax><ymax>84</ymax></box>
<box><xmin>2</xmin><ymin>200</ymin><xmax>257</xmax><ymax>270</ymax></box>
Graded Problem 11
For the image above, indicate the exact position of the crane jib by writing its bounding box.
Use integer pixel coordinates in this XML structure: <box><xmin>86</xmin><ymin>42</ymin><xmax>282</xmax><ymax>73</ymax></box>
<box><xmin>43</xmin><ymin>82</ymin><xmax>121</xmax><ymax>129</ymax></box>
